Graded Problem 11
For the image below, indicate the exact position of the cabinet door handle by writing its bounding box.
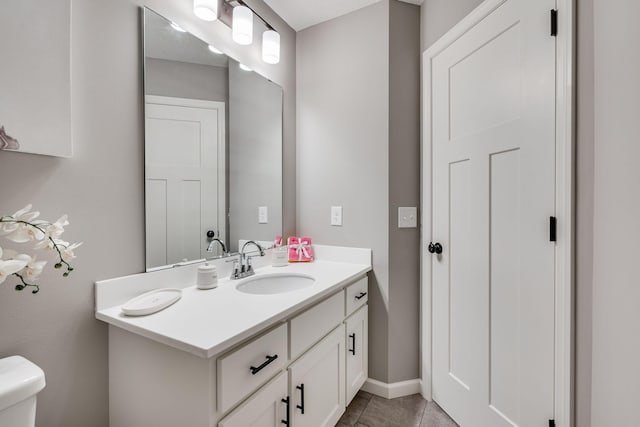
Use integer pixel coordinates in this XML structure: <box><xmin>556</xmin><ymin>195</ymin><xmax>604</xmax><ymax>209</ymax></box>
<box><xmin>281</xmin><ymin>396</ymin><xmax>290</xmax><ymax>425</ymax></box>
<box><xmin>349</xmin><ymin>333</ymin><xmax>356</xmax><ymax>355</ymax></box>
<box><xmin>249</xmin><ymin>354</ymin><xmax>278</xmax><ymax>375</ymax></box>
<box><xmin>355</xmin><ymin>291</ymin><xmax>367</xmax><ymax>300</ymax></box>
<box><xmin>296</xmin><ymin>384</ymin><xmax>305</xmax><ymax>414</ymax></box>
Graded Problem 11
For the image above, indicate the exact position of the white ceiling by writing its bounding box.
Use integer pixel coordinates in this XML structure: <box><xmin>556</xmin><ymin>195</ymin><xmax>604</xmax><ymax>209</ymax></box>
<box><xmin>264</xmin><ymin>0</ymin><xmax>423</xmax><ymax>32</ymax></box>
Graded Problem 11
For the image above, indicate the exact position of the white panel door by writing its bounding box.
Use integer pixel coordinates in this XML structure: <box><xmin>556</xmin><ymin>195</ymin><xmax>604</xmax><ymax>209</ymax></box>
<box><xmin>428</xmin><ymin>0</ymin><xmax>556</xmax><ymax>426</ymax></box>
<box><xmin>289</xmin><ymin>325</ymin><xmax>345</xmax><ymax>427</ymax></box>
<box><xmin>145</xmin><ymin>97</ymin><xmax>225</xmax><ymax>268</ymax></box>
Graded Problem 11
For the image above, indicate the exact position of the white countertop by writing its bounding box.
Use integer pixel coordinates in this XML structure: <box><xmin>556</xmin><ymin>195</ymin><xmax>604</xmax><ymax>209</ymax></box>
<box><xmin>96</xmin><ymin>248</ymin><xmax>371</xmax><ymax>358</ymax></box>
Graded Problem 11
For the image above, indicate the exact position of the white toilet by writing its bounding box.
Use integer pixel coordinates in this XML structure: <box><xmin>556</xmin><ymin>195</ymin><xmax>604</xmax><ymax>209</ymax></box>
<box><xmin>0</xmin><ymin>356</ymin><xmax>46</xmax><ymax>427</ymax></box>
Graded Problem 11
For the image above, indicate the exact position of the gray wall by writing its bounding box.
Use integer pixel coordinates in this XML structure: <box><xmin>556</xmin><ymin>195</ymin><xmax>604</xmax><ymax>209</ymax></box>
<box><xmin>229</xmin><ymin>60</ymin><xmax>283</xmax><ymax>252</ymax></box>
<box><xmin>145</xmin><ymin>58</ymin><xmax>229</xmax><ymax>102</ymax></box>
<box><xmin>420</xmin><ymin>0</ymin><xmax>483</xmax><ymax>51</ymax></box>
<box><xmin>297</xmin><ymin>0</ymin><xmax>421</xmax><ymax>383</ymax></box>
<box><xmin>591</xmin><ymin>0</ymin><xmax>640</xmax><ymax>424</ymax></box>
<box><xmin>297</xmin><ymin>1</ymin><xmax>391</xmax><ymax>381</ymax></box>
<box><xmin>0</xmin><ymin>0</ymin><xmax>296</xmax><ymax>426</ymax></box>
<box><xmin>388</xmin><ymin>0</ymin><xmax>421</xmax><ymax>383</ymax></box>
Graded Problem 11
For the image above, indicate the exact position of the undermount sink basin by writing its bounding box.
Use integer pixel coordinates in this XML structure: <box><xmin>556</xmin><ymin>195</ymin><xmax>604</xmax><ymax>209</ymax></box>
<box><xmin>236</xmin><ymin>273</ymin><xmax>316</xmax><ymax>295</ymax></box>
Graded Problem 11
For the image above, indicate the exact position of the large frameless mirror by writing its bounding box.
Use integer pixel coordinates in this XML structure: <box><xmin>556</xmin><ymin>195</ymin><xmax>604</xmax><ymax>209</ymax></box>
<box><xmin>143</xmin><ymin>7</ymin><xmax>283</xmax><ymax>270</ymax></box>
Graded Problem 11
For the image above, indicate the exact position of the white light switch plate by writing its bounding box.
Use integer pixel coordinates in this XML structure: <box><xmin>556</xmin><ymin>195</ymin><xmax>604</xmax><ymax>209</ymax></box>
<box><xmin>398</xmin><ymin>207</ymin><xmax>417</xmax><ymax>228</ymax></box>
<box><xmin>331</xmin><ymin>206</ymin><xmax>343</xmax><ymax>226</ymax></box>
<box><xmin>258</xmin><ymin>206</ymin><xmax>268</xmax><ymax>224</ymax></box>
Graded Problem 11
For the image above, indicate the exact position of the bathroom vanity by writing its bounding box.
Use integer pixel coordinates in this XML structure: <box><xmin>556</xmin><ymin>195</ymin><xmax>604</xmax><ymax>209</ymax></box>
<box><xmin>95</xmin><ymin>245</ymin><xmax>371</xmax><ymax>427</ymax></box>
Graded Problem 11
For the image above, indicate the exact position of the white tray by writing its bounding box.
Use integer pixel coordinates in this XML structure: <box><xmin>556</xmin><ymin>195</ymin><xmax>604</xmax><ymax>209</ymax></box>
<box><xmin>121</xmin><ymin>288</ymin><xmax>182</xmax><ymax>316</ymax></box>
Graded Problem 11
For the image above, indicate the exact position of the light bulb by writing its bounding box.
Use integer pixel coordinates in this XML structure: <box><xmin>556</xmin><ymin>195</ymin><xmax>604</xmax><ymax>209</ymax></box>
<box><xmin>193</xmin><ymin>0</ymin><xmax>218</xmax><ymax>21</ymax></box>
<box><xmin>208</xmin><ymin>45</ymin><xmax>223</xmax><ymax>54</ymax></box>
<box><xmin>262</xmin><ymin>30</ymin><xmax>280</xmax><ymax>64</ymax></box>
<box><xmin>232</xmin><ymin>5</ymin><xmax>253</xmax><ymax>45</ymax></box>
<box><xmin>239</xmin><ymin>63</ymin><xmax>252</xmax><ymax>72</ymax></box>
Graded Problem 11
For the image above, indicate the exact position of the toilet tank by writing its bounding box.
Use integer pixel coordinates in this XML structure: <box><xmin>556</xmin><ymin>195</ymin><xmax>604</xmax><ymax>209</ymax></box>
<box><xmin>0</xmin><ymin>356</ymin><xmax>46</xmax><ymax>427</ymax></box>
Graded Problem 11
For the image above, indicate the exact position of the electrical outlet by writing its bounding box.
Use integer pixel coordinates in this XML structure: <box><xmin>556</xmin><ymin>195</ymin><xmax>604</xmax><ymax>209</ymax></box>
<box><xmin>258</xmin><ymin>206</ymin><xmax>268</xmax><ymax>224</ymax></box>
<box><xmin>331</xmin><ymin>206</ymin><xmax>343</xmax><ymax>226</ymax></box>
<box><xmin>398</xmin><ymin>207</ymin><xmax>417</xmax><ymax>228</ymax></box>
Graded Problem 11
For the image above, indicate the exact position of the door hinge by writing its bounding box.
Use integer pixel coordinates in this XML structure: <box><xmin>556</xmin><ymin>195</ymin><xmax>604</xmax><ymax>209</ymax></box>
<box><xmin>550</xmin><ymin>9</ymin><xmax>558</xmax><ymax>36</ymax></box>
<box><xmin>550</xmin><ymin>216</ymin><xmax>557</xmax><ymax>242</ymax></box>
<box><xmin>549</xmin><ymin>420</ymin><xmax>556</xmax><ymax>427</ymax></box>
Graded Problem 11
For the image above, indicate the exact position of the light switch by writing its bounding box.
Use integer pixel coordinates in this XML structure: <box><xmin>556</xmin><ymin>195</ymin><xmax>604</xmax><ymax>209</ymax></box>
<box><xmin>258</xmin><ymin>206</ymin><xmax>268</xmax><ymax>224</ymax></box>
<box><xmin>331</xmin><ymin>206</ymin><xmax>343</xmax><ymax>226</ymax></box>
<box><xmin>398</xmin><ymin>207</ymin><xmax>417</xmax><ymax>228</ymax></box>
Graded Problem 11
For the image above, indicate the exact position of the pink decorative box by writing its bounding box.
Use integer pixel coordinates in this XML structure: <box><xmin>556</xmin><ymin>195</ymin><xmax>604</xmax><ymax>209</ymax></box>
<box><xmin>287</xmin><ymin>236</ymin><xmax>314</xmax><ymax>262</ymax></box>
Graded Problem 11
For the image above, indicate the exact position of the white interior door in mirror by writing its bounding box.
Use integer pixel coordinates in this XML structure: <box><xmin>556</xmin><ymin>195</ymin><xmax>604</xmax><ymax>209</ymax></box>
<box><xmin>0</xmin><ymin>0</ymin><xmax>71</xmax><ymax>157</ymax></box>
<box><xmin>145</xmin><ymin>96</ymin><xmax>226</xmax><ymax>269</ymax></box>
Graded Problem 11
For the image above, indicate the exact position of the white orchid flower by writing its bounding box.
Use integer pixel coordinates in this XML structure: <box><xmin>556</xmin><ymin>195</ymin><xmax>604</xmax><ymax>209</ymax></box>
<box><xmin>0</xmin><ymin>259</ymin><xmax>28</xmax><ymax>284</ymax></box>
<box><xmin>12</xmin><ymin>204</ymin><xmax>41</xmax><ymax>223</ymax></box>
<box><xmin>14</xmin><ymin>254</ymin><xmax>47</xmax><ymax>282</ymax></box>
<box><xmin>61</xmin><ymin>242</ymin><xmax>83</xmax><ymax>262</ymax></box>
<box><xmin>45</xmin><ymin>214</ymin><xmax>69</xmax><ymax>239</ymax></box>
<box><xmin>5</xmin><ymin>223</ymin><xmax>45</xmax><ymax>243</ymax></box>
<box><xmin>0</xmin><ymin>221</ymin><xmax>19</xmax><ymax>236</ymax></box>
<box><xmin>34</xmin><ymin>237</ymin><xmax>68</xmax><ymax>251</ymax></box>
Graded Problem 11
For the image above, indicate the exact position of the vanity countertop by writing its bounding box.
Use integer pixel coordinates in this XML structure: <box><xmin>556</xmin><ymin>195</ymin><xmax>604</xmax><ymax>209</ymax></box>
<box><xmin>95</xmin><ymin>248</ymin><xmax>371</xmax><ymax>358</ymax></box>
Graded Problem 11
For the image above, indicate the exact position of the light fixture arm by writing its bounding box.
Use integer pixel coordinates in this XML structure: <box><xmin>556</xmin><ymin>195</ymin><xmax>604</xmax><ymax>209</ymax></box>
<box><xmin>225</xmin><ymin>0</ymin><xmax>275</xmax><ymax>31</ymax></box>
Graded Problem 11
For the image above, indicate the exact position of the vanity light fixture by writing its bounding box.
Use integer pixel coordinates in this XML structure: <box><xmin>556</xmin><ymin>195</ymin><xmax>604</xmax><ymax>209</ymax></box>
<box><xmin>208</xmin><ymin>44</ymin><xmax>223</xmax><ymax>54</ymax></box>
<box><xmin>225</xmin><ymin>0</ymin><xmax>281</xmax><ymax>64</ymax></box>
<box><xmin>239</xmin><ymin>63</ymin><xmax>252</xmax><ymax>72</ymax></box>
<box><xmin>170</xmin><ymin>22</ymin><xmax>187</xmax><ymax>32</ymax></box>
<box><xmin>232</xmin><ymin>5</ymin><xmax>253</xmax><ymax>45</ymax></box>
<box><xmin>262</xmin><ymin>30</ymin><xmax>280</xmax><ymax>64</ymax></box>
<box><xmin>193</xmin><ymin>0</ymin><xmax>218</xmax><ymax>21</ymax></box>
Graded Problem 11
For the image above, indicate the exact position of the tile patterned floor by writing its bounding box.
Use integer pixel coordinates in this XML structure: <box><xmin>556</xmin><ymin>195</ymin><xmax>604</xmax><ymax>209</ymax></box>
<box><xmin>337</xmin><ymin>391</ymin><xmax>459</xmax><ymax>427</ymax></box>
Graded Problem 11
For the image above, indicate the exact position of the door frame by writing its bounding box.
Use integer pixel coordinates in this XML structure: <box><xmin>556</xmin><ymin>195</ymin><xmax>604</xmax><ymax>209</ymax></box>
<box><xmin>144</xmin><ymin>95</ymin><xmax>227</xmax><ymax>261</ymax></box>
<box><xmin>419</xmin><ymin>1</ymin><xmax>574</xmax><ymax>426</ymax></box>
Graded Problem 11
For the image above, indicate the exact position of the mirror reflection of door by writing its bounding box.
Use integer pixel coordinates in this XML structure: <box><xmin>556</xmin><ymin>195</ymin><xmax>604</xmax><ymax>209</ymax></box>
<box><xmin>145</xmin><ymin>97</ymin><xmax>225</xmax><ymax>269</ymax></box>
<box><xmin>143</xmin><ymin>7</ymin><xmax>283</xmax><ymax>270</ymax></box>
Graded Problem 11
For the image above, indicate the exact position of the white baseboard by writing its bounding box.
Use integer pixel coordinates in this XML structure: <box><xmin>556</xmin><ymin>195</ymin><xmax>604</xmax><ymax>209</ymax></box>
<box><xmin>361</xmin><ymin>378</ymin><xmax>422</xmax><ymax>400</ymax></box>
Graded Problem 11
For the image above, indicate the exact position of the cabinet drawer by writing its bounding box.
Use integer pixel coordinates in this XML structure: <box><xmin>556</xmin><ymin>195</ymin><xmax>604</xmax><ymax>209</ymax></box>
<box><xmin>290</xmin><ymin>291</ymin><xmax>344</xmax><ymax>360</ymax></box>
<box><xmin>345</xmin><ymin>276</ymin><xmax>368</xmax><ymax>316</ymax></box>
<box><xmin>217</xmin><ymin>323</ymin><xmax>288</xmax><ymax>413</ymax></box>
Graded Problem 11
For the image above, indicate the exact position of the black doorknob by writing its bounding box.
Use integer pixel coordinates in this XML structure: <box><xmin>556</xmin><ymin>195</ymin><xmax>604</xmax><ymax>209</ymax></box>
<box><xmin>428</xmin><ymin>242</ymin><xmax>443</xmax><ymax>254</ymax></box>
<box><xmin>206</xmin><ymin>230</ymin><xmax>215</xmax><ymax>238</ymax></box>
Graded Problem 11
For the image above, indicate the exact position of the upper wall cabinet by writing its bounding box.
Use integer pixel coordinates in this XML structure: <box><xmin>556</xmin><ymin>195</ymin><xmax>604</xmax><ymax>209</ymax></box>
<box><xmin>0</xmin><ymin>0</ymin><xmax>72</xmax><ymax>158</ymax></box>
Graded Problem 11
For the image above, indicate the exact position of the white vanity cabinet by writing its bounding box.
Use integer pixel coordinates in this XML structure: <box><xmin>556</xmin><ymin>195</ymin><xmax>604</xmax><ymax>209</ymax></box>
<box><xmin>107</xmin><ymin>274</ymin><xmax>369</xmax><ymax>427</ymax></box>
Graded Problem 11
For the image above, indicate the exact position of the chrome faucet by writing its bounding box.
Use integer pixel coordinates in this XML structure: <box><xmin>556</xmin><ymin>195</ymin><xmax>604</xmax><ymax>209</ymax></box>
<box><xmin>206</xmin><ymin>230</ymin><xmax>228</xmax><ymax>255</ymax></box>
<box><xmin>229</xmin><ymin>240</ymin><xmax>265</xmax><ymax>280</ymax></box>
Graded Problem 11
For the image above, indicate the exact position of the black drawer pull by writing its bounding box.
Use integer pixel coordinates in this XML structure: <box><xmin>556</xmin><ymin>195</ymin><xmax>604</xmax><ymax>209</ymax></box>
<box><xmin>349</xmin><ymin>333</ymin><xmax>356</xmax><ymax>355</ymax></box>
<box><xmin>281</xmin><ymin>396</ymin><xmax>290</xmax><ymax>425</ymax></box>
<box><xmin>250</xmin><ymin>354</ymin><xmax>278</xmax><ymax>375</ymax></box>
<box><xmin>355</xmin><ymin>292</ymin><xmax>367</xmax><ymax>300</ymax></box>
<box><xmin>296</xmin><ymin>384</ymin><xmax>305</xmax><ymax>414</ymax></box>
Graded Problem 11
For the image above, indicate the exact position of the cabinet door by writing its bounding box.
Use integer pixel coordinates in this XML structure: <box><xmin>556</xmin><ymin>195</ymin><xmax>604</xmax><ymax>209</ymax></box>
<box><xmin>289</xmin><ymin>325</ymin><xmax>345</xmax><ymax>427</ymax></box>
<box><xmin>345</xmin><ymin>305</ymin><xmax>368</xmax><ymax>404</ymax></box>
<box><xmin>218</xmin><ymin>372</ymin><xmax>289</xmax><ymax>427</ymax></box>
